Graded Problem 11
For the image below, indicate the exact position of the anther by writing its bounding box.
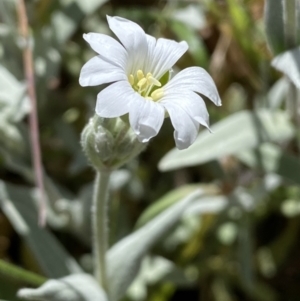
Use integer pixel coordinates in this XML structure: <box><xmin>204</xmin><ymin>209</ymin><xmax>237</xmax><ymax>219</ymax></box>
<box><xmin>137</xmin><ymin>70</ymin><xmax>144</xmax><ymax>81</ymax></box>
<box><xmin>129</xmin><ymin>74</ymin><xmax>135</xmax><ymax>86</ymax></box>
<box><xmin>137</xmin><ymin>78</ymin><xmax>147</xmax><ymax>88</ymax></box>
<box><xmin>151</xmin><ymin>88</ymin><xmax>164</xmax><ymax>101</ymax></box>
<box><xmin>147</xmin><ymin>76</ymin><xmax>161</xmax><ymax>87</ymax></box>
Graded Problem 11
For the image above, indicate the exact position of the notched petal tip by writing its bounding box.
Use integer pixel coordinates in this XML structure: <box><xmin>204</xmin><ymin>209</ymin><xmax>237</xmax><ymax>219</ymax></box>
<box><xmin>174</xmin><ymin>135</ymin><xmax>191</xmax><ymax>150</ymax></box>
<box><xmin>193</xmin><ymin>116</ymin><xmax>210</xmax><ymax>130</ymax></box>
<box><xmin>135</xmin><ymin>124</ymin><xmax>158</xmax><ymax>143</ymax></box>
<box><xmin>216</xmin><ymin>98</ymin><xmax>222</xmax><ymax>106</ymax></box>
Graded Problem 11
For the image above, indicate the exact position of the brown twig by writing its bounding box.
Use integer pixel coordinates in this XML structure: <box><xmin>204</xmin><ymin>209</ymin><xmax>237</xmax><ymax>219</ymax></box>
<box><xmin>16</xmin><ymin>0</ymin><xmax>46</xmax><ymax>226</ymax></box>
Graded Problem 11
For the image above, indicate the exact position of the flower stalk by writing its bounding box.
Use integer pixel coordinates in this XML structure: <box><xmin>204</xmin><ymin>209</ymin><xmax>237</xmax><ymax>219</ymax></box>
<box><xmin>92</xmin><ymin>171</ymin><xmax>111</xmax><ymax>290</ymax></box>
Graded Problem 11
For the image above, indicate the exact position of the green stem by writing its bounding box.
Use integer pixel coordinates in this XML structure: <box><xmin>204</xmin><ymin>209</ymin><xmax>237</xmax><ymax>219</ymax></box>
<box><xmin>0</xmin><ymin>259</ymin><xmax>46</xmax><ymax>286</ymax></box>
<box><xmin>92</xmin><ymin>171</ymin><xmax>111</xmax><ymax>291</ymax></box>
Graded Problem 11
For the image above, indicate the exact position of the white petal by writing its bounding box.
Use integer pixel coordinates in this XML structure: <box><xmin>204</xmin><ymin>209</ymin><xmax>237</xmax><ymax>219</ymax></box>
<box><xmin>160</xmin><ymin>90</ymin><xmax>210</xmax><ymax>128</ymax></box>
<box><xmin>83</xmin><ymin>33</ymin><xmax>127</xmax><ymax>69</ymax></box>
<box><xmin>79</xmin><ymin>56</ymin><xmax>126</xmax><ymax>86</ymax></box>
<box><xmin>96</xmin><ymin>81</ymin><xmax>134</xmax><ymax>117</ymax></box>
<box><xmin>107</xmin><ymin>16</ymin><xmax>148</xmax><ymax>73</ymax></box>
<box><xmin>128</xmin><ymin>97</ymin><xmax>165</xmax><ymax>143</ymax></box>
<box><xmin>164</xmin><ymin>67</ymin><xmax>222</xmax><ymax>106</ymax></box>
<box><xmin>162</xmin><ymin>101</ymin><xmax>199</xmax><ymax>150</ymax></box>
<box><xmin>145</xmin><ymin>34</ymin><xmax>157</xmax><ymax>71</ymax></box>
<box><xmin>147</xmin><ymin>38</ymin><xmax>188</xmax><ymax>79</ymax></box>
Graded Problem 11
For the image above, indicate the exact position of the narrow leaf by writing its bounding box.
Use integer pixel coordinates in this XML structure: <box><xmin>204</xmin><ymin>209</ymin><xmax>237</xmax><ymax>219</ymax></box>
<box><xmin>271</xmin><ymin>47</ymin><xmax>300</xmax><ymax>89</ymax></box>
<box><xmin>18</xmin><ymin>274</ymin><xmax>107</xmax><ymax>301</ymax></box>
<box><xmin>264</xmin><ymin>0</ymin><xmax>285</xmax><ymax>54</ymax></box>
<box><xmin>284</xmin><ymin>0</ymin><xmax>297</xmax><ymax>48</ymax></box>
<box><xmin>107</xmin><ymin>190</ymin><xmax>203</xmax><ymax>301</ymax></box>
<box><xmin>237</xmin><ymin>143</ymin><xmax>300</xmax><ymax>184</ymax></box>
<box><xmin>135</xmin><ymin>184</ymin><xmax>218</xmax><ymax>228</ymax></box>
<box><xmin>267</xmin><ymin>77</ymin><xmax>289</xmax><ymax>109</ymax></box>
<box><xmin>159</xmin><ymin>110</ymin><xmax>294</xmax><ymax>171</ymax></box>
<box><xmin>0</xmin><ymin>181</ymin><xmax>82</xmax><ymax>278</ymax></box>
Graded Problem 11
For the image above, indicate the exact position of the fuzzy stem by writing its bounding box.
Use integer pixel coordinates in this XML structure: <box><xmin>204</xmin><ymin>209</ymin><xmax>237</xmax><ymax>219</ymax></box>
<box><xmin>92</xmin><ymin>171</ymin><xmax>111</xmax><ymax>291</ymax></box>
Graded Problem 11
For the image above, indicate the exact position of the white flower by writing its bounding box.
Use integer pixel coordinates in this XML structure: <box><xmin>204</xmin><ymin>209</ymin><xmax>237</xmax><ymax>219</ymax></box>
<box><xmin>79</xmin><ymin>16</ymin><xmax>221</xmax><ymax>150</ymax></box>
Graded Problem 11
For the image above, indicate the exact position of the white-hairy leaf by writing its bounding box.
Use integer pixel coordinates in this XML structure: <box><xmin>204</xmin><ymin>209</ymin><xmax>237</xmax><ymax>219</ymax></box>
<box><xmin>159</xmin><ymin>110</ymin><xmax>294</xmax><ymax>171</ymax></box>
<box><xmin>18</xmin><ymin>274</ymin><xmax>108</xmax><ymax>301</ymax></box>
<box><xmin>107</xmin><ymin>190</ymin><xmax>203</xmax><ymax>301</ymax></box>
<box><xmin>271</xmin><ymin>47</ymin><xmax>300</xmax><ymax>89</ymax></box>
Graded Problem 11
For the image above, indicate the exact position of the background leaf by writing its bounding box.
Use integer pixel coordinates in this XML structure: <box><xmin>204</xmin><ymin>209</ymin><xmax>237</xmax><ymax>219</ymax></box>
<box><xmin>159</xmin><ymin>110</ymin><xmax>294</xmax><ymax>171</ymax></box>
<box><xmin>18</xmin><ymin>274</ymin><xmax>108</xmax><ymax>301</ymax></box>
<box><xmin>0</xmin><ymin>181</ymin><xmax>82</xmax><ymax>278</ymax></box>
<box><xmin>271</xmin><ymin>47</ymin><xmax>300</xmax><ymax>89</ymax></box>
<box><xmin>107</xmin><ymin>190</ymin><xmax>202</xmax><ymax>301</ymax></box>
<box><xmin>237</xmin><ymin>143</ymin><xmax>300</xmax><ymax>185</ymax></box>
<box><xmin>264</xmin><ymin>0</ymin><xmax>285</xmax><ymax>54</ymax></box>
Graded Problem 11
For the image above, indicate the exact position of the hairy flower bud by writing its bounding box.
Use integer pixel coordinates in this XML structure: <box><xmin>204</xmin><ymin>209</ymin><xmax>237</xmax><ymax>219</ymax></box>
<box><xmin>81</xmin><ymin>115</ymin><xmax>146</xmax><ymax>171</ymax></box>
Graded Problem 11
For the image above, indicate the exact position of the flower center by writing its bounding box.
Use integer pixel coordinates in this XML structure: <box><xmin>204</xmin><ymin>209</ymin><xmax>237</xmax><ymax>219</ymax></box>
<box><xmin>128</xmin><ymin>69</ymin><xmax>164</xmax><ymax>101</ymax></box>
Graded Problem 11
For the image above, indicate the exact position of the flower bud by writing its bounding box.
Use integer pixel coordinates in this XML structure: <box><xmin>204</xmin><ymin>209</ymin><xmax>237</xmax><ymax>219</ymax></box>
<box><xmin>81</xmin><ymin>115</ymin><xmax>146</xmax><ymax>171</ymax></box>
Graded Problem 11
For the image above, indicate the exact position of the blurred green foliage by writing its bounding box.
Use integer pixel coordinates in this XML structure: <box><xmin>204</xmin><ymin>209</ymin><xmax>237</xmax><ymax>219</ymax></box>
<box><xmin>0</xmin><ymin>0</ymin><xmax>300</xmax><ymax>300</ymax></box>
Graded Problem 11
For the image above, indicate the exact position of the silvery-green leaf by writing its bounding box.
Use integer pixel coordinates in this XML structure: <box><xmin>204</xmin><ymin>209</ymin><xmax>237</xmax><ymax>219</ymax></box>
<box><xmin>267</xmin><ymin>77</ymin><xmax>289</xmax><ymax>109</ymax></box>
<box><xmin>159</xmin><ymin>110</ymin><xmax>294</xmax><ymax>171</ymax></box>
<box><xmin>107</xmin><ymin>190</ymin><xmax>203</xmax><ymax>301</ymax></box>
<box><xmin>237</xmin><ymin>143</ymin><xmax>300</xmax><ymax>185</ymax></box>
<box><xmin>164</xmin><ymin>214</ymin><xmax>201</xmax><ymax>250</ymax></box>
<box><xmin>0</xmin><ymin>121</ymin><xmax>24</xmax><ymax>152</ymax></box>
<box><xmin>135</xmin><ymin>184</ymin><xmax>217</xmax><ymax>228</ymax></box>
<box><xmin>0</xmin><ymin>65</ymin><xmax>30</xmax><ymax>122</ymax></box>
<box><xmin>271</xmin><ymin>47</ymin><xmax>300</xmax><ymax>89</ymax></box>
<box><xmin>0</xmin><ymin>181</ymin><xmax>82</xmax><ymax>277</ymax></box>
<box><xmin>127</xmin><ymin>255</ymin><xmax>188</xmax><ymax>301</ymax></box>
<box><xmin>110</xmin><ymin>169</ymin><xmax>131</xmax><ymax>191</ymax></box>
<box><xmin>284</xmin><ymin>0</ymin><xmax>299</xmax><ymax>48</ymax></box>
<box><xmin>52</xmin><ymin>0</ymin><xmax>108</xmax><ymax>44</ymax></box>
<box><xmin>264</xmin><ymin>0</ymin><xmax>285</xmax><ymax>54</ymax></box>
<box><xmin>184</xmin><ymin>195</ymin><xmax>227</xmax><ymax>216</ymax></box>
<box><xmin>169</xmin><ymin>20</ymin><xmax>208</xmax><ymax>68</ymax></box>
<box><xmin>171</xmin><ymin>4</ymin><xmax>206</xmax><ymax>30</ymax></box>
<box><xmin>51</xmin><ymin>11</ymin><xmax>77</xmax><ymax>45</ymax></box>
<box><xmin>186</xmin><ymin>189</ymin><xmax>255</xmax><ymax>217</ymax></box>
<box><xmin>0</xmin><ymin>65</ymin><xmax>25</xmax><ymax>105</ymax></box>
<box><xmin>53</xmin><ymin>120</ymin><xmax>87</xmax><ymax>174</ymax></box>
<box><xmin>74</xmin><ymin>0</ymin><xmax>108</xmax><ymax>15</ymax></box>
<box><xmin>186</xmin><ymin>175</ymin><xmax>281</xmax><ymax>216</ymax></box>
<box><xmin>18</xmin><ymin>274</ymin><xmax>107</xmax><ymax>301</ymax></box>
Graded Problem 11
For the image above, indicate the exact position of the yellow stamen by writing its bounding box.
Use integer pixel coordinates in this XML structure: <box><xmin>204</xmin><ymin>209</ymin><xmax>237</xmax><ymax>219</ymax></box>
<box><xmin>137</xmin><ymin>70</ymin><xmax>144</xmax><ymax>81</ymax></box>
<box><xmin>129</xmin><ymin>69</ymin><xmax>163</xmax><ymax>100</ymax></box>
<box><xmin>129</xmin><ymin>74</ymin><xmax>135</xmax><ymax>86</ymax></box>
<box><xmin>151</xmin><ymin>88</ymin><xmax>164</xmax><ymax>101</ymax></box>
<box><xmin>147</xmin><ymin>76</ymin><xmax>162</xmax><ymax>87</ymax></box>
<box><xmin>137</xmin><ymin>77</ymin><xmax>147</xmax><ymax>88</ymax></box>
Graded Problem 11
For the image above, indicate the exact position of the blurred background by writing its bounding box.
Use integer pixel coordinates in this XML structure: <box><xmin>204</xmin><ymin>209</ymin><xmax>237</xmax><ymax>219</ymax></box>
<box><xmin>0</xmin><ymin>0</ymin><xmax>300</xmax><ymax>300</ymax></box>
